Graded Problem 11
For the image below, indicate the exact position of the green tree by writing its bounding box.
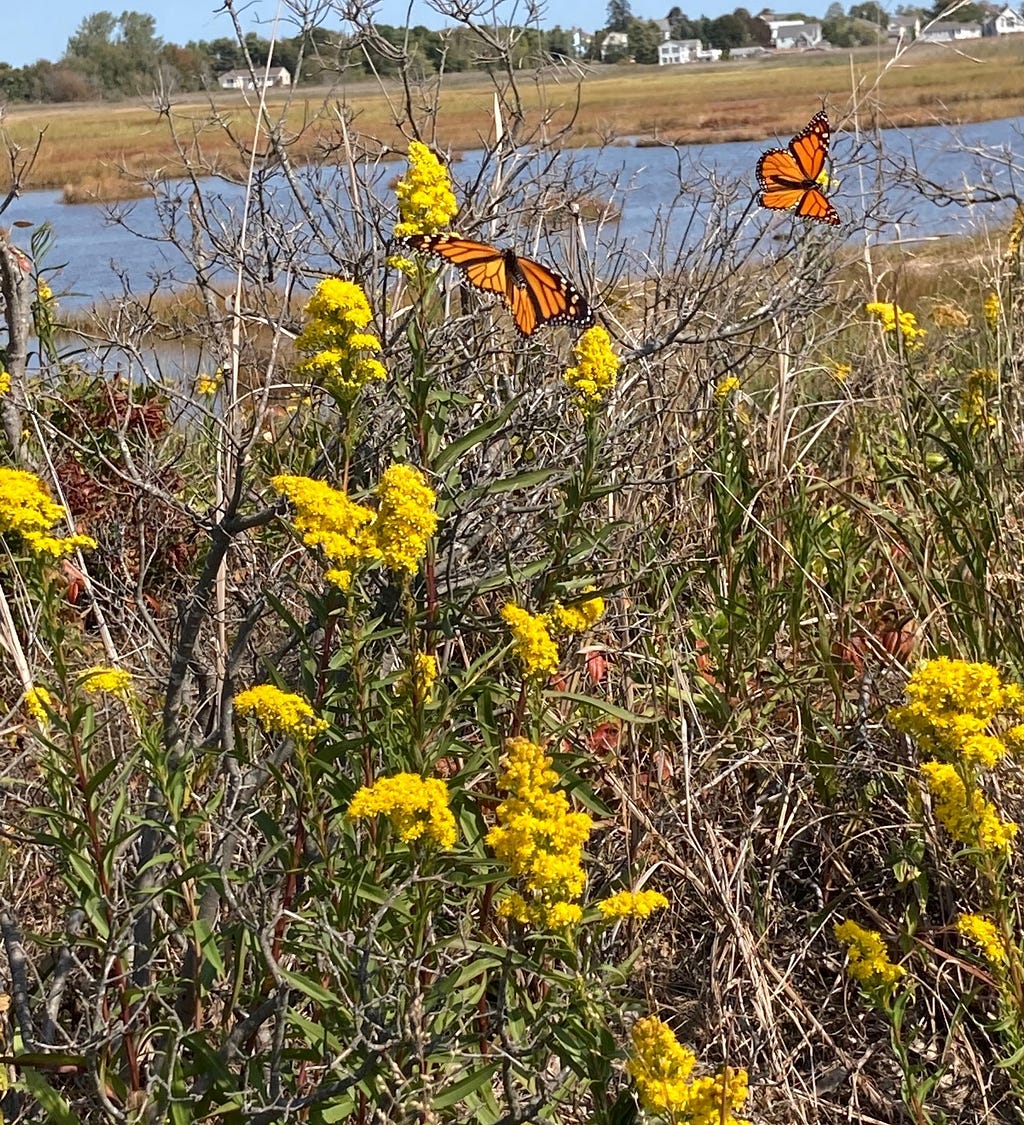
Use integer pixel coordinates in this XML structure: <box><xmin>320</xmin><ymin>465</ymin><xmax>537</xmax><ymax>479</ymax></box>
<box><xmin>822</xmin><ymin>13</ymin><xmax>885</xmax><ymax>42</ymax></box>
<box><xmin>545</xmin><ymin>26</ymin><xmax>574</xmax><ymax>58</ymax></box>
<box><xmin>849</xmin><ymin>1</ymin><xmax>888</xmax><ymax>24</ymax></box>
<box><xmin>63</xmin><ymin>10</ymin><xmax>162</xmax><ymax>96</ymax></box>
<box><xmin>707</xmin><ymin>12</ymin><xmax>747</xmax><ymax>47</ymax></box>
<box><xmin>607</xmin><ymin>0</ymin><xmax>633</xmax><ymax>32</ymax></box>
<box><xmin>928</xmin><ymin>0</ymin><xmax>985</xmax><ymax>18</ymax></box>
<box><xmin>628</xmin><ymin>17</ymin><xmax>662</xmax><ymax>61</ymax></box>
<box><xmin>668</xmin><ymin>8</ymin><xmax>702</xmax><ymax>39</ymax></box>
<box><xmin>736</xmin><ymin>7</ymin><xmax>773</xmax><ymax>43</ymax></box>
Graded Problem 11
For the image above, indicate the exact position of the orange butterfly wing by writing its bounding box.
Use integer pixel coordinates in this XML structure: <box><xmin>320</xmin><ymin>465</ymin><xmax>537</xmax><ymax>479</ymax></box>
<box><xmin>756</xmin><ymin>109</ymin><xmax>840</xmax><ymax>226</ymax></box>
<box><xmin>401</xmin><ymin>234</ymin><xmax>593</xmax><ymax>337</ymax></box>
<box><xmin>507</xmin><ymin>255</ymin><xmax>593</xmax><ymax>337</ymax></box>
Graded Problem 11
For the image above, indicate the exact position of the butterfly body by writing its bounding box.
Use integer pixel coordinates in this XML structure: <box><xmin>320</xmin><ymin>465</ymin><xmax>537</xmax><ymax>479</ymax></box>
<box><xmin>756</xmin><ymin>109</ymin><xmax>840</xmax><ymax>226</ymax></box>
<box><xmin>400</xmin><ymin>232</ymin><xmax>594</xmax><ymax>337</ymax></box>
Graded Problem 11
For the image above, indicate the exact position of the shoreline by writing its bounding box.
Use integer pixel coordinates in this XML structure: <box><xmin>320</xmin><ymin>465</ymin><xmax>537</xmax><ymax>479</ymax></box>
<box><xmin>5</xmin><ymin>38</ymin><xmax>1024</xmax><ymax>205</ymax></box>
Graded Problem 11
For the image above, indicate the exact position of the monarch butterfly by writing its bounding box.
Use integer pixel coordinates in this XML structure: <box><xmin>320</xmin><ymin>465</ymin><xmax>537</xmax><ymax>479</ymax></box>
<box><xmin>756</xmin><ymin>109</ymin><xmax>840</xmax><ymax>226</ymax></box>
<box><xmin>399</xmin><ymin>233</ymin><xmax>594</xmax><ymax>337</ymax></box>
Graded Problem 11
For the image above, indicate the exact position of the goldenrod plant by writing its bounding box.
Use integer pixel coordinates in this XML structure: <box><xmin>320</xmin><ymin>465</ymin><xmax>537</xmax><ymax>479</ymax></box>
<box><xmin>8</xmin><ymin>1</ymin><xmax>1024</xmax><ymax>1121</ymax></box>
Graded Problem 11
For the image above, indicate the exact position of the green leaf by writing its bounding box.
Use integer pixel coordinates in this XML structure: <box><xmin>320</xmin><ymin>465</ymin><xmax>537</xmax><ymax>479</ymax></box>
<box><xmin>20</xmin><ymin>1067</ymin><xmax>81</xmax><ymax>1125</ymax></box>
<box><xmin>432</xmin><ymin>1062</ymin><xmax>501</xmax><ymax>1109</ymax></box>
<box><xmin>434</xmin><ymin>399</ymin><xmax>519</xmax><ymax>474</ymax></box>
<box><xmin>278</xmin><ymin>967</ymin><xmax>339</xmax><ymax>1007</ymax></box>
<box><xmin>544</xmin><ymin>692</ymin><xmax>652</xmax><ymax>725</ymax></box>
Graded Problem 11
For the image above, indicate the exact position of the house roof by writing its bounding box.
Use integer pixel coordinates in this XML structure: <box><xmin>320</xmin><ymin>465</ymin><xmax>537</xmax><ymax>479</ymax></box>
<box><xmin>218</xmin><ymin>66</ymin><xmax>290</xmax><ymax>80</ymax></box>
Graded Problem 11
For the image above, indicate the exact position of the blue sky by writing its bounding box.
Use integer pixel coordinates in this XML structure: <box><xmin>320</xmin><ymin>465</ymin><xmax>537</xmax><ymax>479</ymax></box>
<box><xmin>5</xmin><ymin>0</ymin><xmax>830</xmax><ymax>68</ymax></box>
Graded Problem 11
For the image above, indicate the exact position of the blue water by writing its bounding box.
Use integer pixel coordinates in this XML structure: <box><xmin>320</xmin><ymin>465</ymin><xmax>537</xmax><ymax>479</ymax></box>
<box><xmin>8</xmin><ymin>114</ymin><xmax>1023</xmax><ymax>307</ymax></box>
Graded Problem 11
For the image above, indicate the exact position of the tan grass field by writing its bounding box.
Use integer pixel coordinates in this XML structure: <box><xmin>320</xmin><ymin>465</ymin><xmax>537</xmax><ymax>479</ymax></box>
<box><xmin>4</xmin><ymin>36</ymin><xmax>1024</xmax><ymax>202</ymax></box>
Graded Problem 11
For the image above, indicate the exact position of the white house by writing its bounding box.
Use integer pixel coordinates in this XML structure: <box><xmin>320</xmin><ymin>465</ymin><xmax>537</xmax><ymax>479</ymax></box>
<box><xmin>218</xmin><ymin>67</ymin><xmax>292</xmax><ymax>90</ymax></box>
<box><xmin>774</xmin><ymin>21</ymin><xmax>823</xmax><ymax>47</ymax></box>
<box><xmin>888</xmin><ymin>14</ymin><xmax>921</xmax><ymax>39</ymax></box>
<box><xmin>569</xmin><ymin>27</ymin><xmax>593</xmax><ymax>56</ymax></box>
<box><xmin>918</xmin><ymin>20</ymin><xmax>982</xmax><ymax>40</ymax></box>
<box><xmin>654</xmin><ymin>17</ymin><xmax>673</xmax><ymax>40</ymax></box>
<box><xmin>600</xmin><ymin>30</ymin><xmax>630</xmax><ymax>59</ymax></box>
<box><xmin>658</xmin><ymin>38</ymin><xmax>704</xmax><ymax>63</ymax></box>
<box><xmin>984</xmin><ymin>5</ymin><xmax>1024</xmax><ymax>34</ymax></box>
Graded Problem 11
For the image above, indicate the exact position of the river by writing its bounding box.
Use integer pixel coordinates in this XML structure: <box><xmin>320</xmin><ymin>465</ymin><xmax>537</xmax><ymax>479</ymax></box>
<box><xmin>8</xmin><ymin>113</ymin><xmax>1023</xmax><ymax>308</ymax></box>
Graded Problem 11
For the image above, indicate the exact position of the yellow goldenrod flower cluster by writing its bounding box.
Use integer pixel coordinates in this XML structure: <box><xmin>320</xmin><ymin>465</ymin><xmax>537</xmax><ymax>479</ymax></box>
<box><xmin>563</xmin><ymin>325</ymin><xmax>620</xmax><ymax>408</ymax></box>
<box><xmin>984</xmin><ymin>291</ymin><xmax>1001</xmax><ymax>330</ymax></box>
<box><xmin>36</xmin><ymin>280</ymin><xmax>56</xmax><ymax>308</ymax></box>
<box><xmin>347</xmin><ymin>772</ymin><xmax>457</xmax><ymax>848</ymax></box>
<box><xmin>487</xmin><ymin>736</ymin><xmax>593</xmax><ymax>929</ymax></box>
<box><xmin>834</xmin><ymin>919</ymin><xmax>906</xmax><ymax>993</ymax></box>
<box><xmin>394</xmin><ymin>141</ymin><xmax>458</xmax><ymax>238</ymax></box>
<box><xmin>828</xmin><ymin>360</ymin><xmax>851</xmax><ymax>383</ymax></box>
<box><xmin>715</xmin><ymin>375</ymin><xmax>740</xmax><ymax>400</ymax></box>
<box><xmin>24</xmin><ymin>685</ymin><xmax>53</xmax><ymax>725</ymax></box>
<box><xmin>295</xmin><ymin>278</ymin><xmax>386</xmax><ymax>403</ymax></box>
<box><xmin>273</xmin><ymin>467</ymin><xmax>437</xmax><ymax>590</ymax></box>
<box><xmin>273</xmin><ymin>474</ymin><xmax>378</xmax><ymax>591</ymax></box>
<box><xmin>501</xmin><ymin>603</ymin><xmax>560</xmax><ymax>680</ymax></box>
<box><xmin>0</xmin><ymin>370</ymin><xmax>10</xmax><ymax>396</ymax></box>
<box><xmin>551</xmin><ymin>589</ymin><xmax>605</xmax><ymax>635</ymax></box>
<box><xmin>892</xmin><ymin>659</ymin><xmax>1020</xmax><ymax>858</ymax></box>
<box><xmin>234</xmin><ymin>684</ymin><xmax>327</xmax><ymax>744</ymax></box>
<box><xmin>373</xmin><ymin>465</ymin><xmax>440</xmax><ymax>573</ymax></box>
<box><xmin>628</xmin><ymin>1016</ymin><xmax>750</xmax><ymax>1124</ymax></box>
<box><xmin>393</xmin><ymin>652</ymin><xmax>439</xmax><ymax>703</ymax></box>
<box><xmin>889</xmin><ymin>657</ymin><xmax>1019</xmax><ymax>765</ymax></box>
<box><xmin>955</xmin><ymin>367</ymin><xmax>999</xmax><ymax>432</ymax></box>
<box><xmin>920</xmin><ymin>760</ymin><xmax>1017</xmax><ymax>855</ymax></box>
<box><xmin>957</xmin><ymin>912</ymin><xmax>1007</xmax><ymax>966</ymax></box>
<box><xmin>0</xmin><ymin>468</ymin><xmax>97</xmax><ymax>559</ymax></box>
<box><xmin>865</xmin><ymin>301</ymin><xmax>926</xmax><ymax>349</ymax></box>
<box><xmin>502</xmin><ymin>593</ymin><xmax>604</xmax><ymax>680</ymax></box>
<box><xmin>931</xmin><ymin>302</ymin><xmax>971</xmax><ymax>329</ymax></box>
<box><xmin>597</xmin><ymin>889</ymin><xmax>669</xmax><ymax>920</ymax></box>
<box><xmin>196</xmin><ymin>371</ymin><xmax>221</xmax><ymax>396</ymax></box>
<box><xmin>78</xmin><ymin>666</ymin><xmax>133</xmax><ymax>698</ymax></box>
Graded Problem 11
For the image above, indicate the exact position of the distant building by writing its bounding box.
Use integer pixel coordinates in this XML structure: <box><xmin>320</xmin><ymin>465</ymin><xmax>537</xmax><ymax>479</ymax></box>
<box><xmin>888</xmin><ymin>14</ymin><xmax>921</xmax><ymax>39</ymax></box>
<box><xmin>658</xmin><ymin>38</ymin><xmax>721</xmax><ymax>63</ymax></box>
<box><xmin>569</xmin><ymin>27</ymin><xmax>593</xmax><ymax>56</ymax></box>
<box><xmin>729</xmin><ymin>44</ymin><xmax>770</xmax><ymax>57</ymax></box>
<box><xmin>984</xmin><ymin>4</ymin><xmax>1024</xmax><ymax>34</ymax></box>
<box><xmin>773</xmin><ymin>21</ymin><xmax>823</xmax><ymax>47</ymax></box>
<box><xmin>756</xmin><ymin>11</ymin><xmax>823</xmax><ymax>48</ymax></box>
<box><xmin>654</xmin><ymin>18</ymin><xmax>673</xmax><ymax>40</ymax></box>
<box><xmin>218</xmin><ymin>67</ymin><xmax>291</xmax><ymax>91</ymax></box>
<box><xmin>918</xmin><ymin>20</ymin><xmax>982</xmax><ymax>40</ymax></box>
<box><xmin>600</xmin><ymin>30</ymin><xmax>630</xmax><ymax>59</ymax></box>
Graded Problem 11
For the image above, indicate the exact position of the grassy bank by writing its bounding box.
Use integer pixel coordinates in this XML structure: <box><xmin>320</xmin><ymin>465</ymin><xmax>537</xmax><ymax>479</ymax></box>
<box><xmin>5</xmin><ymin>35</ymin><xmax>1024</xmax><ymax>202</ymax></box>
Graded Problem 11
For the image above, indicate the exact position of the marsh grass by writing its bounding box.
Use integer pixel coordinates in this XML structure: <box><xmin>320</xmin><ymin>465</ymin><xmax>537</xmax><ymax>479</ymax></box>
<box><xmin>5</xmin><ymin>4</ymin><xmax>1024</xmax><ymax>1123</ymax></box>
<box><xmin>5</xmin><ymin>37</ymin><xmax>1024</xmax><ymax>201</ymax></box>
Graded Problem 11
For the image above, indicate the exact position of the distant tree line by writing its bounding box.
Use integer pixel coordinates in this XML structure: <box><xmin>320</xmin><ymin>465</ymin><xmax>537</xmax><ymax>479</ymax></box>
<box><xmin>0</xmin><ymin>0</ymin><xmax>961</xmax><ymax>104</ymax></box>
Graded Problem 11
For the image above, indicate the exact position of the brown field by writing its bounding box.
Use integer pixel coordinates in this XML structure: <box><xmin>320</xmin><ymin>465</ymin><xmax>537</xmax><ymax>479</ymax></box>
<box><xmin>4</xmin><ymin>36</ymin><xmax>1024</xmax><ymax>202</ymax></box>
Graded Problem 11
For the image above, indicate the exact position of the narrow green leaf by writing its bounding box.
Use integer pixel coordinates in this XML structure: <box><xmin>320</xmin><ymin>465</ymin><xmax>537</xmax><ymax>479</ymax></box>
<box><xmin>434</xmin><ymin>399</ymin><xmax>519</xmax><ymax>473</ymax></box>
<box><xmin>432</xmin><ymin>1062</ymin><xmax>501</xmax><ymax>1109</ymax></box>
<box><xmin>20</xmin><ymin>1068</ymin><xmax>81</xmax><ymax>1125</ymax></box>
